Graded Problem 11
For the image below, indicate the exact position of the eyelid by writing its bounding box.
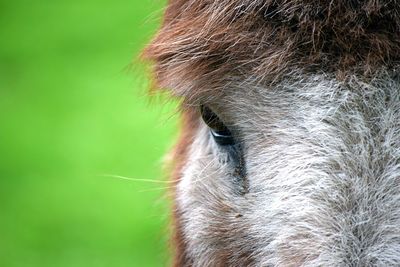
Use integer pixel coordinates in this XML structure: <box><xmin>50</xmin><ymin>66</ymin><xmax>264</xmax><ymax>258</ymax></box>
<box><xmin>200</xmin><ymin>105</ymin><xmax>235</xmax><ymax>146</ymax></box>
<box><xmin>200</xmin><ymin>106</ymin><xmax>223</xmax><ymax>129</ymax></box>
<box><xmin>200</xmin><ymin>106</ymin><xmax>219</xmax><ymax>128</ymax></box>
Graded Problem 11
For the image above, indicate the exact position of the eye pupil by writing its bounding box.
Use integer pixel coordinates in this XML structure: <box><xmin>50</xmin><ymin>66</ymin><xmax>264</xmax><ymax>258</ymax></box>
<box><xmin>200</xmin><ymin>105</ymin><xmax>235</xmax><ymax>146</ymax></box>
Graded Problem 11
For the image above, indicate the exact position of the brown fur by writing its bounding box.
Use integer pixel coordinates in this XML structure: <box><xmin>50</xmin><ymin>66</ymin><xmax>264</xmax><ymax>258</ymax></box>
<box><xmin>144</xmin><ymin>0</ymin><xmax>400</xmax><ymax>101</ymax></box>
<box><xmin>167</xmin><ymin>108</ymin><xmax>199</xmax><ymax>266</ymax></box>
<box><xmin>143</xmin><ymin>0</ymin><xmax>400</xmax><ymax>266</ymax></box>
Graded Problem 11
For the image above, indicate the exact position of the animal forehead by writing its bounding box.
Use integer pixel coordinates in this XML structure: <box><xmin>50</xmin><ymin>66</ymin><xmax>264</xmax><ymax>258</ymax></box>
<box><xmin>167</xmin><ymin>0</ymin><xmax>398</xmax><ymax>19</ymax></box>
<box><xmin>146</xmin><ymin>0</ymin><xmax>400</xmax><ymax>101</ymax></box>
<box><xmin>162</xmin><ymin>0</ymin><xmax>400</xmax><ymax>58</ymax></box>
<box><xmin>206</xmin><ymin>78</ymin><xmax>326</xmax><ymax>125</ymax></box>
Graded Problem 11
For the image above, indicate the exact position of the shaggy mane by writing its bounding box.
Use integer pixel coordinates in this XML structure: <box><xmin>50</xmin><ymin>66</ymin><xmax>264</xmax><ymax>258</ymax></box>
<box><xmin>144</xmin><ymin>0</ymin><xmax>400</xmax><ymax>100</ymax></box>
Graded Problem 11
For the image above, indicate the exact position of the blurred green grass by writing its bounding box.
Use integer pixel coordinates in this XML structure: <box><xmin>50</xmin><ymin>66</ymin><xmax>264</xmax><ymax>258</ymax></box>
<box><xmin>0</xmin><ymin>1</ymin><xmax>177</xmax><ymax>266</ymax></box>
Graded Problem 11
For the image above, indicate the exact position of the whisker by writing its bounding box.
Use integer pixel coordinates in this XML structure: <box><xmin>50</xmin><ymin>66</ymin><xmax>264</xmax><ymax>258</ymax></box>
<box><xmin>99</xmin><ymin>174</ymin><xmax>175</xmax><ymax>184</ymax></box>
<box><xmin>138</xmin><ymin>186</ymin><xmax>177</xmax><ymax>193</ymax></box>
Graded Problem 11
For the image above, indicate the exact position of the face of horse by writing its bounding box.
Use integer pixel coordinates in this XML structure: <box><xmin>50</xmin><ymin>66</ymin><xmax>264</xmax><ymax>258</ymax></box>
<box><xmin>145</xmin><ymin>0</ymin><xmax>400</xmax><ymax>266</ymax></box>
<box><xmin>178</xmin><ymin>73</ymin><xmax>400</xmax><ymax>266</ymax></box>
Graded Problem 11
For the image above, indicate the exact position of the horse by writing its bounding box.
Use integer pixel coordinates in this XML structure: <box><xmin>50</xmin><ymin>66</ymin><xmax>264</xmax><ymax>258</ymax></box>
<box><xmin>144</xmin><ymin>1</ymin><xmax>400</xmax><ymax>266</ymax></box>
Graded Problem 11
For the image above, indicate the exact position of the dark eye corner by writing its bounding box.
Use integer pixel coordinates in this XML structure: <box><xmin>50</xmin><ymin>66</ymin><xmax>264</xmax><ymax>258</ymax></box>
<box><xmin>200</xmin><ymin>105</ymin><xmax>235</xmax><ymax>146</ymax></box>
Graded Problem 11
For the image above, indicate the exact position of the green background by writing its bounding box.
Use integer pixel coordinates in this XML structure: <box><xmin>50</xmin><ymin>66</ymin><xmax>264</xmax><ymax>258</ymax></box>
<box><xmin>0</xmin><ymin>0</ymin><xmax>177</xmax><ymax>266</ymax></box>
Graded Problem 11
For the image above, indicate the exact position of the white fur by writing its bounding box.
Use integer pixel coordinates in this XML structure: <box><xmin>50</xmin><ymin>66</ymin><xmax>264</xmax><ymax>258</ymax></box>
<box><xmin>176</xmin><ymin>71</ymin><xmax>400</xmax><ymax>266</ymax></box>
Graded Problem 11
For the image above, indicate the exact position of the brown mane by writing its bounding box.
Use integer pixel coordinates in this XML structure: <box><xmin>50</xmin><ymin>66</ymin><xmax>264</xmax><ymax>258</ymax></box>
<box><xmin>145</xmin><ymin>0</ymin><xmax>400</xmax><ymax>100</ymax></box>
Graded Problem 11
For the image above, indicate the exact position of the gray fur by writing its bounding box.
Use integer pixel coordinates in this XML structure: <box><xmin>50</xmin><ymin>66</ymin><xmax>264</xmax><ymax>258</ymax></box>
<box><xmin>177</xmin><ymin>71</ymin><xmax>400</xmax><ymax>266</ymax></box>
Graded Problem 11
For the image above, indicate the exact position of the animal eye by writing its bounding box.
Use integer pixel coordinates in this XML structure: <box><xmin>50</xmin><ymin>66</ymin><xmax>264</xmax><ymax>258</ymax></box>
<box><xmin>200</xmin><ymin>105</ymin><xmax>235</xmax><ymax>146</ymax></box>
